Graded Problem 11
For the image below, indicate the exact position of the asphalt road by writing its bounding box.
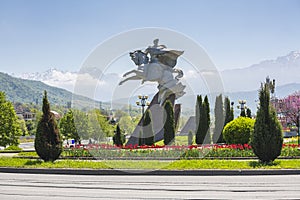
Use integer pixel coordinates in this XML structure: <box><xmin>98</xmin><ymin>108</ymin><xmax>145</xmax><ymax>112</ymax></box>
<box><xmin>0</xmin><ymin>173</ymin><xmax>300</xmax><ymax>199</ymax></box>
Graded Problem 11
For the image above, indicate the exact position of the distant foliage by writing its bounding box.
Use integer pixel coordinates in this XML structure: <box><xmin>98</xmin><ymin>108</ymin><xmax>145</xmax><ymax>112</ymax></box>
<box><xmin>276</xmin><ymin>92</ymin><xmax>300</xmax><ymax>129</ymax></box>
<box><xmin>164</xmin><ymin>100</ymin><xmax>175</xmax><ymax>145</ymax></box>
<box><xmin>222</xmin><ymin>117</ymin><xmax>255</xmax><ymax>144</ymax></box>
<box><xmin>119</xmin><ymin>115</ymin><xmax>136</xmax><ymax>134</ymax></box>
<box><xmin>0</xmin><ymin>92</ymin><xmax>22</xmax><ymax>147</ymax></box>
<box><xmin>252</xmin><ymin>83</ymin><xmax>283</xmax><ymax>163</ymax></box>
<box><xmin>72</xmin><ymin>109</ymin><xmax>114</xmax><ymax>142</ymax></box>
<box><xmin>59</xmin><ymin>110</ymin><xmax>80</xmax><ymax>143</ymax></box>
<box><xmin>34</xmin><ymin>91</ymin><xmax>62</xmax><ymax>162</ymax></box>
<box><xmin>17</xmin><ymin>119</ymin><xmax>29</xmax><ymax>136</ymax></box>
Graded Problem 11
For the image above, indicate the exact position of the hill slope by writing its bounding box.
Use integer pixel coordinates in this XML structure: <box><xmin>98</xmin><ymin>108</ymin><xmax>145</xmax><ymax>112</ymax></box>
<box><xmin>0</xmin><ymin>72</ymin><xmax>97</xmax><ymax>107</ymax></box>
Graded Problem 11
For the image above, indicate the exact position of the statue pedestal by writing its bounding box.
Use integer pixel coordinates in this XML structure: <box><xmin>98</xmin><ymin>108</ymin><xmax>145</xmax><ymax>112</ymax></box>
<box><xmin>126</xmin><ymin>92</ymin><xmax>181</xmax><ymax>146</ymax></box>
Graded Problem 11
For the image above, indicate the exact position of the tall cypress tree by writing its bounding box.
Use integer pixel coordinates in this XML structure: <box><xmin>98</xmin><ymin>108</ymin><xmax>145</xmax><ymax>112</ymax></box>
<box><xmin>196</xmin><ymin>95</ymin><xmax>211</xmax><ymax>144</ymax></box>
<box><xmin>224</xmin><ymin>97</ymin><xmax>234</xmax><ymax>124</ymax></box>
<box><xmin>164</xmin><ymin>100</ymin><xmax>175</xmax><ymax>145</ymax></box>
<box><xmin>246</xmin><ymin>108</ymin><xmax>252</xmax><ymax>118</ymax></box>
<box><xmin>240</xmin><ymin>109</ymin><xmax>246</xmax><ymax>117</ymax></box>
<box><xmin>34</xmin><ymin>91</ymin><xmax>62</xmax><ymax>162</ymax></box>
<box><xmin>113</xmin><ymin>124</ymin><xmax>125</xmax><ymax>147</ymax></box>
<box><xmin>195</xmin><ymin>95</ymin><xmax>203</xmax><ymax>144</ymax></box>
<box><xmin>213</xmin><ymin>94</ymin><xmax>224</xmax><ymax>143</ymax></box>
<box><xmin>143</xmin><ymin>110</ymin><xmax>154</xmax><ymax>146</ymax></box>
<box><xmin>203</xmin><ymin>95</ymin><xmax>211</xmax><ymax>144</ymax></box>
<box><xmin>251</xmin><ymin>83</ymin><xmax>283</xmax><ymax>163</ymax></box>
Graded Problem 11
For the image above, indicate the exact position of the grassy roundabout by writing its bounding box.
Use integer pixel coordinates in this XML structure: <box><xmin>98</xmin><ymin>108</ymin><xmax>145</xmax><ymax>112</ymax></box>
<box><xmin>1</xmin><ymin>142</ymin><xmax>300</xmax><ymax>170</ymax></box>
<box><xmin>1</xmin><ymin>156</ymin><xmax>300</xmax><ymax>170</ymax></box>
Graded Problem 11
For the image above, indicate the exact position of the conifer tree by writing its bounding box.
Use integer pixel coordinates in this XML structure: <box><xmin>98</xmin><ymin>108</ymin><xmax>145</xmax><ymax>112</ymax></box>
<box><xmin>246</xmin><ymin>108</ymin><xmax>252</xmax><ymax>118</ymax></box>
<box><xmin>240</xmin><ymin>109</ymin><xmax>246</xmax><ymax>117</ymax></box>
<box><xmin>113</xmin><ymin>124</ymin><xmax>125</xmax><ymax>147</ymax></box>
<box><xmin>196</xmin><ymin>95</ymin><xmax>211</xmax><ymax>144</ymax></box>
<box><xmin>143</xmin><ymin>110</ymin><xmax>154</xmax><ymax>146</ymax></box>
<box><xmin>34</xmin><ymin>91</ymin><xmax>62</xmax><ymax>162</ymax></box>
<box><xmin>213</xmin><ymin>94</ymin><xmax>224</xmax><ymax>143</ymax></box>
<box><xmin>164</xmin><ymin>100</ymin><xmax>175</xmax><ymax>145</ymax></box>
<box><xmin>251</xmin><ymin>83</ymin><xmax>283</xmax><ymax>163</ymax></box>
<box><xmin>188</xmin><ymin>131</ymin><xmax>193</xmax><ymax>145</ymax></box>
<box><xmin>224</xmin><ymin>97</ymin><xmax>234</xmax><ymax>124</ymax></box>
<box><xmin>195</xmin><ymin>95</ymin><xmax>203</xmax><ymax>144</ymax></box>
<box><xmin>203</xmin><ymin>96</ymin><xmax>211</xmax><ymax>144</ymax></box>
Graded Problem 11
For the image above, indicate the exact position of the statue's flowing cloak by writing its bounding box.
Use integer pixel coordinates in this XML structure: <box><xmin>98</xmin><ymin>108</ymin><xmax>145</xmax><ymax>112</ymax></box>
<box><xmin>157</xmin><ymin>50</ymin><xmax>184</xmax><ymax>68</ymax></box>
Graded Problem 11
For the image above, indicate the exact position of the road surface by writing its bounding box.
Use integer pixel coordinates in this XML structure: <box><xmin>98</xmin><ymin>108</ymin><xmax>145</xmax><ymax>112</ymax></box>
<box><xmin>0</xmin><ymin>173</ymin><xmax>299</xmax><ymax>199</ymax></box>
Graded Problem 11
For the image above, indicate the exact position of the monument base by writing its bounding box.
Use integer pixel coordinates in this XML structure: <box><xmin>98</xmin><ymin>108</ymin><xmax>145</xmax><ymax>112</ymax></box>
<box><xmin>126</xmin><ymin>92</ymin><xmax>181</xmax><ymax>146</ymax></box>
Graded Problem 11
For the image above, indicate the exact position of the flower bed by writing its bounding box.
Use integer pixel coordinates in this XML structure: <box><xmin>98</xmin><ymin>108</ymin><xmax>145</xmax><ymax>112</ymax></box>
<box><xmin>62</xmin><ymin>143</ymin><xmax>300</xmax><ymax>160</ymax></box>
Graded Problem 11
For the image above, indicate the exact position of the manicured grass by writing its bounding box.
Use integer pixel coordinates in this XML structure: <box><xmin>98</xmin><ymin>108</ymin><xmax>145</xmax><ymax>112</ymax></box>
<box><xmin>0</xmin><ymin>157</ymin><xmax>111</xmax><ymax>169</ymax></box>
<box><xmin>155</xmin><ymin>135</ymin><xmax>195</xmax><ymax>146</ymax></box>
<box><xmin>1</xmin><ymin>157</ymin><xmax>300</xmax><ymax>170</ymax></box>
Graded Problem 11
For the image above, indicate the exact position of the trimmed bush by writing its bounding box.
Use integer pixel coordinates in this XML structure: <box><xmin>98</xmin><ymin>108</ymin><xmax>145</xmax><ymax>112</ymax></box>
<box><xmin>222</xmin><ymin>117</ymin><xmax>255</xmax><ymax>144</ymax></box>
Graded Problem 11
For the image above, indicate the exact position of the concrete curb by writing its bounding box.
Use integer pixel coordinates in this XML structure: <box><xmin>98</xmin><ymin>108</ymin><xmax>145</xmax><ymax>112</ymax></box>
<box><xmin>1</xmin><ymin>167</ymin><xmax>300</xmax><ymax>176</ymax></box>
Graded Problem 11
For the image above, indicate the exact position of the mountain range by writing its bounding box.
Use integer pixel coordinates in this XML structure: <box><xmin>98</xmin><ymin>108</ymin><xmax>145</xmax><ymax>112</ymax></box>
<box><xmin>3</xmin><ymin>50</ymin><xmax>300</xmax><ymax>113</ymax></box>
<box><xmin>0</xmin><ymin>72</ymin><xmax>101</xmax><ymax>109</ymax></box>
<box><xmin>221</xmin><ymin>51</ymin><xmax>300</xmax><ymax>92</ymax></box>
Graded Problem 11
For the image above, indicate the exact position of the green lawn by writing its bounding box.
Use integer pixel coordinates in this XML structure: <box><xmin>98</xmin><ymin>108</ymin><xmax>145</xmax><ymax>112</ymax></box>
<box><xmin>155</xmin><ymin>135</ymin><xmax>193</xmax><ymax>146</ymax></box>
<box><xmin>1</xmin><ymin>157</ymin><xmax>300</xmax><ymax>170</ymax></box>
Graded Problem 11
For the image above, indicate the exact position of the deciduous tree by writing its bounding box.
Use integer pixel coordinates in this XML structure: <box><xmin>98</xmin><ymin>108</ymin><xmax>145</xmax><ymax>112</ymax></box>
<box><xmin>0</xmin><ymin>92</ymin><xmax>22</xmax><ymax>147</ymax></box>
<box><xmin>59</xmin><ymin>110</ymin><xmax>80</xmax><ymax>143</ymax></box>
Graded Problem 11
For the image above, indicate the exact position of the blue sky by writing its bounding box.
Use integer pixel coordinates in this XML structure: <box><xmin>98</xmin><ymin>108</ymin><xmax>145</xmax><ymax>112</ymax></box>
<box><xmin>0</xmin><ymin>0</ymin><xmax>299</xmax><ymax>74</ymax></box>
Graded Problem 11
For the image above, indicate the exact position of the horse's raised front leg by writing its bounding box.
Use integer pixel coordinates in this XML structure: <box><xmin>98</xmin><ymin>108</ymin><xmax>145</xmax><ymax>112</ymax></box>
<box><xmin>119</xmin><ymin>75</ymin><xmax>142</xmax><ymax>85</ymax></box>
<box><xmin>123</xmin><ymin>70</ymin><xmax>140</xmax><ymax>77</ymax></box>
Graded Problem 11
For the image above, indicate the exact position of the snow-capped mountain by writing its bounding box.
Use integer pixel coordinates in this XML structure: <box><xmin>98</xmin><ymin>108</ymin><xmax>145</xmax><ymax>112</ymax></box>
<box><xmin>13</xmin><ymin>51</ymin><xmax>300</xmax><ymax>104</ymax></box>
<box><xmin>16</xmin><ymin>68</ymin><xmax>78</xmax><ymax>93</ymax></box>
<box><xmin>221</xmin><ymin>51</ymin><xmax>300</xmax><ymax>92</ymax></box>
<box><xmin>15</xmin><ymin>68</ymin><xmax>121</xmax><ymax>102</ymax></box>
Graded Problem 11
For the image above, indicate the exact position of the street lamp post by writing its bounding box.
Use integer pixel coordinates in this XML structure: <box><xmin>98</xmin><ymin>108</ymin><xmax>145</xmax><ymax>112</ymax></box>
<box><xmin>136</xmin><ymin>95</ymin><xmax>150</xmax><ymax>145</ymax></box>
<box><xmin>237</xmin><ymin>100</ymin><xmax>247</xmax><ymax>116</ymax></box>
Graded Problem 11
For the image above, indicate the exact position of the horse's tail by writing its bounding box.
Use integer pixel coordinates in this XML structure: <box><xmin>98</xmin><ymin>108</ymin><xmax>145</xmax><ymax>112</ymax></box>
<box><xmin>174</xmin><ymin>69</ymin><xmax>183</xmax><ymax>80</ymax></box>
